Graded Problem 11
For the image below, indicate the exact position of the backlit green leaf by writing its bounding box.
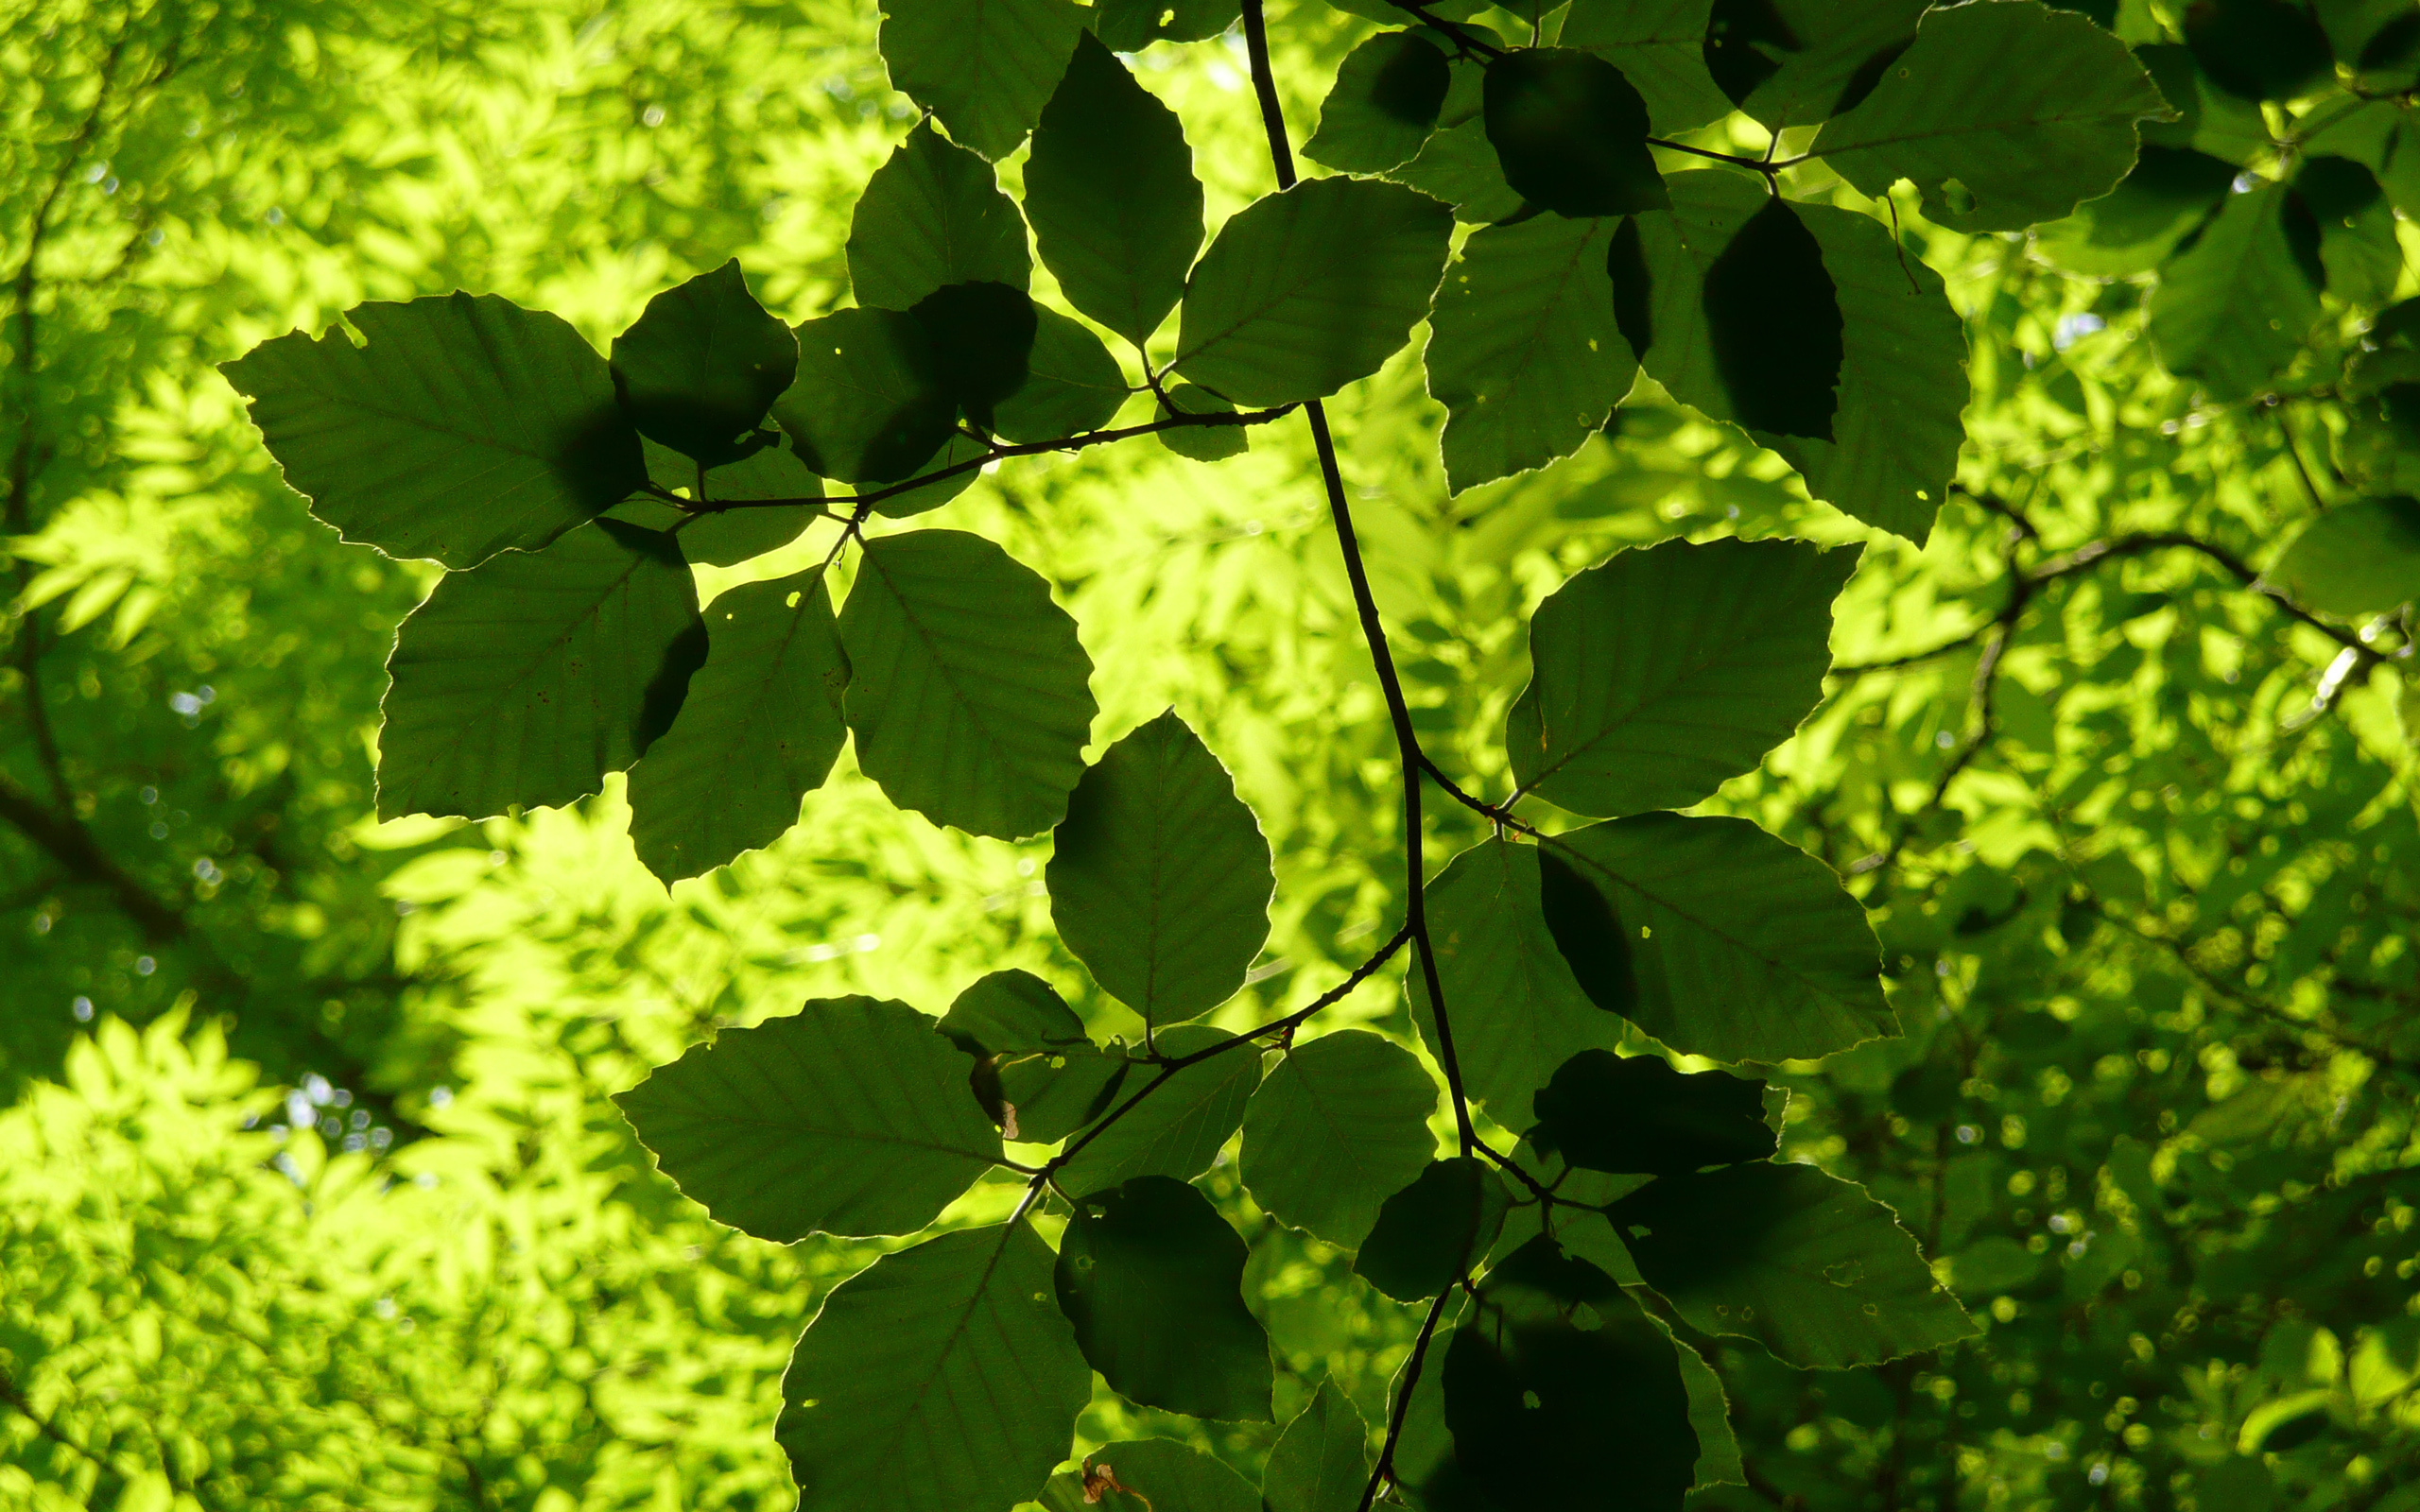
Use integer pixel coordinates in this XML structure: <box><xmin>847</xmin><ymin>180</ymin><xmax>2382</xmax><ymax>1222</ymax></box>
<box><xmin>773</xmin><ymin>308</ymin><xmax>958</xmax><ymax>485</ymax></box>
<box><xmin>626</xmin><ymin>568</ymin><xmax>847</xmax><ymax>882</ymax></box>
<box><xmin>1026</xmin><ymin>33</ymin><xmax>1204</xmax><ymax>346</ymax></box>
<box><xmin>639</xmin><ymin>438</ymin><xmax>825</xmax><ymax>568</ymax></box>
<box><xmin>1093</xmin><ymin>0</ymin><xmax>1242</xmax><ymax>49</ymax></box>
<box><xmin>1387</xmin><ymin>118</ymin><xmax>1526</xmax><ymax>225</ymax></box>
<box><xmin>849</xmin><ymin>121</ymin><xmax>1032</xmax><ymax>311</ymax></box>
<box><xmin>1263</xmin><ymin>1382</ymin><xmax>1372</xmax><ymax>1512</ymax></box>
<box><xmin>1425</xmin><ymin>215</ymin><xmax>1635</xmax><ymax>494</ymax></box>
<box><xmin>940</xmin><ymin>968</ymin><xmax>1091</xmax><ymax>1057</ymax></box>
<box><xmin>1174</xmin><ymin>178</ymin><xmax>1453</xmax><ymax>406</ymax></box>
<box><xmin>910</xmin><ymin>282</ymin><xmax>1038</xmax><ymax>433</ymax></box>
<box><xmin>839</xmin><ymin>529</ymin><xmax>1098</xmax><ymax>839</ymax></box>
<box><xmin>1704</xmin><ymin>0</ymin><xmax>1927</xmax><ymax>129</ymax></box>
<box><xmin>1812</xmin><ymin>1</ymin><xmax>2169</xmax><ymax>232</ymax></box>
<box><xmin>1055</xmin><ymin>1023</ymin><xmax>1261</xmax><ymax>1194</ymax></box>
<box><xmin>614</xmin><ymin>995</ymin><xmax>1001</xmax><ymax>1241</ymax></box>
<box><xmin>610</xmin><ymin>260</ymin><xmax>798</xmax><ymax>467</ymax></box>
<box><xmin>1529</xmin><ymin>1050</ymin><xmax>1774</xmax><ymax>1176</ymax></box>
<box><xmin>1609</xmin><ymin>1162</ymin><xmax>1978</xmax><ymax>1368</ymax></box>
<box><xmin>1353</xmin><ymin>1157</ymin><xmax>1510</xmax><ymax>1302</ymax></box>
<box><xmin>1305</xmin><ymin>31</ymin><xmax>1453</xmax><ymax>174</ymax></box>
<box><xmin>876</xmin><ymin>0</ymin><xmax>1085</xmax><ymax>160</ymax></box>
<box><xmin>223</xmin><ymin>292</ymin><xmax>645</xmax><ymax>569</ymax></box>
<box><xmin>1047</xmin><ymin>711</ymin><xmax>1272</xmax><ymax>1025</ymax></box>
<box><xmin>1482</xmin><ymin>48</ymin><xmax>1667</xmax><ymax>219</ymax></box>
<box><xmin>1541</xmin><ymin>814</ymin><xmax>1892</xmax><ymax>1064</ymax></box>
<box><xmin>993</xmin><ymin>306</ymin><xmax>1130</xmax><ymax>444</ymax></box>
<box><xmin>776</xmin><ymin>1223</ymin><xmax>1090</xmax><ymax>1512</ymax></box>
<box><xmin>1154</xmin><ymin>382</ymin><xmax>1252</xmax><ymax>461</ymax></box>
<box><xmin>1056</xmin><ymin>1175</ymin><xmax>1272</xmax><ymax>1421</ymax></box>
<box><xmin>1040</xmin><ymin>1440</ymin><xmax>1258</xmax><ymax>1512</ymax></box>
<box><xmin>1559</xmin><ymin>0</ymin><xmax>1731</xmax><ymax>136</ymax></box>
<box><xmin>2148</xmin><ymin>180</ymin><xmax>2324</xmax><ymax>402</ymax></box>
<box><xmin>1240</xmin><ymin>1030</ymin><xmax>1440</xmax><ymax>1247</ymax></box>
<box><xmin>1506</xmin><ymin>537</ymin><xmax>1853</xmax><ymax>816</ymax></box>
<box><xmin>379</xmin><ymin>519</ymin><xmax>702</xmax><ymax>820</ymax></box>
<box><xmin>2271</xmin><ymin>496</ymin><xmax>2420</xmax><ymax>615</ymax></box>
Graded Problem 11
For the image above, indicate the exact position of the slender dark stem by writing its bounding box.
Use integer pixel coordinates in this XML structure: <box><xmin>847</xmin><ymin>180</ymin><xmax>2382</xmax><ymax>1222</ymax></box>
<box><xmin>1358</xmin><ymin>1285</ymin><xmax>1457</xmax><ymax>1512</ymax></box>
<box><xmin>1379</xmin><ymin>0</ymin><xmax>1505</xmax><ymax>60</ymax></box>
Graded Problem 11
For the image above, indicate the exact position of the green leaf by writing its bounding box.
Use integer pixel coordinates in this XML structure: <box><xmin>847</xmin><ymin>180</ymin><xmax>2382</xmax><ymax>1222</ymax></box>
<box><xmin>1413</xmin><ymin>835</ymin><xmax>1624</xmax><ymax>1123</ymax></box>
<box><xmin>1505</xmin><ymin>537</ymin><xmax>1853</xmax><ymax>816</ymax></box>
<box><xmin>2135</xmin><ymin>43</ymin><xmax>2274</xmax><ymax>165</ymax></box>
<box><xmin>1353</xmin><ymin>1157</ymin><xmax>1510</xmax><ymax>1302</ymax></box>
<box><xmin>874</xmin><ymin>431</ymin><xmax>990</xmax><ymax>519</ymax></box>
<box><xmin>1559</xmin><ymin>0</ymin><xmax>1732</xmax><ymax>136</ymax></box>
<box><xmin>1263</xmin><ymin>1382</ymin><xmax>1372</xmax><ymax>1512</ymax></box>
<box><xmin>626</xmin><ymin>568</ymin><xmax>849</xmax><ymax>882</ymax></box>
<box><xmin>1811</xmin><ymin>1</ymin><xmax>2170</xmax><ymax>232</ymax></box>
<box><xmin>1542</xmin><ymin>814</ymin><xmax>1892</xmax><ymax>1064</ymax></box>
<box><xmin>1305</xmin><ymin>31</ymin><xmax>1454</xmax><ymax>174</ymax></box>
<box><xmin>379</xmin><ymin>520</ymin><xmax>703</xmax><ymax>820</ymax></box>
<box><xmin>993</xmin><ymin>306</ymin><xmax>1131</xmax><ymax>444</ymax></box>
<box><xmin>1046</xmin><ymin>711</ymin><xmax>1273</xmax><ymax>1025</ymax></box>
<box><xmin>1630</xmin><ymin>171</ymin><xmax>1965</xmax><ymax>541</ymax></box>
<box><xmin>1608</xmin><ymin>1161</ymin><xmax>1978</xmax><ymax>1368</ymax></box>
<box><xmin>1425</xmin><ymin>215</ymin><xmax>1636</xmax><ymax>494</ymax></box>
<box><xmin>1174</xmin><ymin>178</ymin><xmax>1454</xmax><ymax>406</ymax></box>
<box><xmin>776</xmin><ymin>1222</ymin><xmax>1090</xmax><ymax>1512</ymax></box>
<box><xmin>997</xmin><ymin>1046</ymin><xmax>1130</xmax><ymax>1143</ymax></box>
<box><xmin>876</xmin><ymin>0</ymin><xmax>1085</xmax><ymax>161</ymax></box>
<box><xmin>910</xmin><ymin>282</ymin><xmax>1038</xmax><ymax>433</ymax></box>
<box><xmin>1703</xmin><ymin>197</ymin><xmax>1842</xmax><ymax>440</ymax></box>
<box><xmin>1704</xmin><ymin>0</ymin><xmax>1928</xmax><ymax>129</ymax></box>
<box><xmin>2186</xmin><ymin>0</ymin><xmax>2335</xmax><ymax>102</ymax></box>
<box><xmin>849</xmin><ymin>121</ymin><xmax>1032</xmax><ymax>311</ymax></box>
<box><xmin>1240</xmin><ymin>1030</ymin><xmax>1440</xmax><ymax>1247</ymax></box>
<box><xmin>1093</xmin><ymin>0</ymin><xmax>1243</xmax><ymax>49</ymax></box>
<box><xmin>222</xmin><ymin>292</ymin><xmax>645</xmax><ymax>569</ymax></box>
<box><xmin>1026</xmin><ymin>33</ymin><xmax>1205</xmax><ymax>346</ymax></box>
<box><xmin>614</xmin><ymin>996</ymin><xmax>1002</xmax><ymax>1241</ymax></box>
<box><xmin>610</xmin><ymin>260</ymin><xmax>798</xmax><ymax>467</ymax></box>
<box><xmin>1386</xmin><ymin>118</ymin><xmax>1527</xmax><ymax>226</ymax></box>
<box><xmin>2148</xmin><ymin>180</ymin><xmax>2324</xmax><ymax>402</ymax></box>
<box><xmin>641</xmin><ymin>438</ymin><xmax>825</xmax><ymax>568</ymax></box>
<box><xmin>2030</xmin><ymin>145</ymin><xmax>2238</xmax><ymax>276</ymax></box>
<box><xmin>1055</xmin><ymin>1024</ymin><xmax>1262</xmax><ymax>1194</ymax></box>
<box><xmin>839</xmin><ymin>528</ymin><xmax>1098</xmax><ymax>839</ymax></box>
<box><xmin>1154</xmin><ymin>383</ymin><xmax>1252</xmax><ymax>461</ymax></box>
<box><xmin>941</xmin><ymin>968</ymin><xmax>1092</xmax><ymax>1057</ymax></box>
<box><xmin>1482</xmin><ymin>48</ymin><xmax>1668</xmax><ymax>219</ymax></box>
<box><xmin>2300</xmin><ymin>154</ymin><xmax>2403</xmax><ymax>306</ymax></box>
<box><xmin>2272</xmin><ymin>497</ymin><xmax>2420</xmax><ymax>616</ymax></box>
<box><xmin>1443</xmin><ymin>1241</ymin><xmax>1698</xmax><ymax>1512</ymax></box>
<box><xmin>1040</xmin><ymin>1440</ymin><xmax>1258</xmax><ymax>1512</ymax></box>
<box><xmin>1530</xmin><ymin>1050</ymin><xmax>1775</xmax><ymax>1176</ymax></box>
<box><xmin>1055</xmin><ymin>1175</ymin><xmax>1272</xmax><ymax>1421</ymax></box>
<box><xmin>773</xmin><ymin>308</ymin><xmax>958</xmax><ymax>485</ymax></box>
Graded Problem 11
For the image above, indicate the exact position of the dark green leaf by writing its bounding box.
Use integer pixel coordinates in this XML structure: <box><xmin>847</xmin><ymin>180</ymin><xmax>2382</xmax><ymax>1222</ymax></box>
<box><xmin>1560</xmin><ymin>0</ymin><xmax>1733</xmax><ymax>136</ymax></box>
<box><xmin>772</xmin><ymin>308</ymin><xmax>958</xmax><ymax>485</ymax></box>
<box><xmin>849</xmin><ymin>120</ymin><xmax>1032</xmax><ymax>311</ymax></box>
<box><xmin>1443</xmin><ymin>1240</ymin><xmax>1697</xmax><ymax>1512</ymax></box>
<box><xmin>1093</xmin><ymin>0</ymin><xmax>1242</xmax><ymax>49</ymax></box>
<box><xmin>873</xmin><ymin>431</ymin><xmax>989</xmax><ymax>519</ymax></box>
<box><xmin>627</xmin><ymin>569</ymin><xmax>848</xmax><ymax>882</ymax></box>
<box><xmin>1542</xmin><ymin>814</ymin><xmax>1892</xmax><ymax>1064</ymax></box>
<box><xmin>610</xmin><ymin>260</ymin><xmax>798</xmax><ymax>467</ymax></box>
<box><xmin>2323</xmin><ymin>0</ymin><xmax>2420</xmax><ymax>92</ymax></box>
<box><xmin>1609</xmin><ymin>1161</ymin><xmax>1978</xmax><ymax>1368</ymax></box>
<box><xmin>614</xmin><ymin>996</ymin><xmax>1001</xmax><ymax>1241</ymax></box>
<box><xmin>1305</xmin><ymin>31</ymin><xmax>1454</xmax><ymax>174</ymax></box>
<box><xmin>379</xmin><ymin>520</ymin><xmax>702</xmax><ymax>820</ymax></box>
<box><xmin>1056</xmin><ymin>1175</ymin><xmax>1272</xmax><ymax>1420</ymax></box>
<box><xmin>2031</xmin><ymin>145</ymin><xmax>2238</xmax><ymax>277</ymax></box>
<box><xmin>1353</xmin><ymin>1157</ymin><xmax>1510</xmax><ymax>1302</ymax></box>
<box><xmin>1425</xmin><ymin>215</ymin><xmax>1636</xmax><ymax>494</ymax></box>
<box><xmin>876</xmin><ymin>0</ymin><xmax>1085</xmax><ymax>160</ymax></box>
<box><xmin>2272</xmin><ymin>496</ymin><xmax>2420</xmax><ymax>615</ymax></box>
<box><xmin>2148</xmin><ymin>180</ymin><xmax>2325</xmax><ymax>402</ymax></box>
<box><xmin>1505</xmin><ymin>537</ymin><xmax>1854</xmax><ymax>816</ymax></box>
<box><xmin>1026</xmin><ymin>34</ymin><xmax>1205</xmax><ymax>346</ymax></box>
<box><xmin>1240</xmin><ymin>1030</ymin><xmax>1440</xmax><ymax>1247</ymax></box>
<box><xmin>640</xmin><ymin>438</ymin><xmax>825</xmax><ymax>568</ymax></box>
<box><xmin>1811</xmin><ymin>1</ymin><xmax>2170</xmax><ymax>232</ymax></box>
<box><xmin>222</xmin><ymin>292</ymin><xmax>645</xmax><ymax>569</ymax></box>
<box><xmin>1039</xmin><ymin>1440</ymin><xmax>1258</xmax><ymax>1512</ymax></box>
<box><xmin>1703</xmin><ymin>0</ymin><xmax>1927</xmax><ymax>128</ymax></box>
<box><xmin>2300</xmin><ymin>154</ymin><xmax>2403</xmax><ymax>305</ymax></box>
<box><xmin>1174</xmin><ymin>178</ymin><xmax>1453</xmax><ymax>406</ymax></box>
<box><xmin>2135</xmin><ymin>42</ymin><xmax>2274</xmax><ymax>164</ymax></box>
<box><xmin>1055</xmin><ymin>1024</ymin><xmax>1261</xmax><ymax>1194</ymax></box>
<box><xmin>2187</xmin><ymin>0</ymin><xmax>2335</xmax><ymax>101</ymax></box>
<box><xmin>1703</xmin><ymin>197</ymin><xmax>1840</xmax><ymax>440</ymax></box>
<box><xmin>839</xmin><ymin>529</ymin><xmax>1097</xmax><ymax>839</ymax></box>
<box><xmin>1413</xmin><ymin>835</ymin><xmax>1623</xmax><ymax>1123</ymax></box>
<box><xmin>993</xmin><ymin>306</ymin><xmax>1131</xmax><ymax>444</ymax></box>
<box><xmin>1047</xmin><ymin>711</ymin><xmax>1273</xmax><ymax>1025</ymax></box>
<box><xmin>940</xmin><ymin>968</ymin><xmax>1091</xmax><ymax>1057</ymax></box>
<box><xmin>776</xmin><ymin>1223</ymin><xmax>1090</xmax><ymax>1512</ymax></box>
<box><xmin>1530</xmin><ymin>1050</ymin><xmax>1774</xmax><ymax>1177</ymax></box>
<box><xmin>1482</xmin><ymin>48</ymin><xmax>1667</xmax><ymax>218</ymax></box>
<box><xmin>1386</xmin><ymin>118</ymin><xmax>1527</xmax><ymax>226</ymax></box>
<box><xmin>996</xmin><ymin>1046</ymin><xmax>1130</xmax><ymax>1143</ymax></box>
<box><xmin>1155</xmin><ymin>382</ymin><xmax>1252</xmax><ymax>461</ymax></box>
<box><xmin>909</xmin><ymin>282</ymin><xmax>1037</xmax><ymax>432</ymax></box>
<box><xmin>1263</xmin><ymin>1382</ymin><xmax>1372</xmax><ymax>1512</ymax></box>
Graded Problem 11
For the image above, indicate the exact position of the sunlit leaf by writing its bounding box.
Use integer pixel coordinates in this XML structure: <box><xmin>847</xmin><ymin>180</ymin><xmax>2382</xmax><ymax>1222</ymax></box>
<box><xmin>876</xmin><ymin>0</ymin><xmax>1085</xmax><ymax>160</ymax></box>
<box><xmin>2148</xmin><ymin>180</ymin><xmax>2324</xmax><ymax>402</ymax></box>
<box><xmin>773</xmin><ymin>308</ymin><xmax>959</xmax><ymax>485</ymax></box>
<box><xmin>1263</xmin><ymin>1382</ymin><xmax>1372</xmax><ymax>1512</ymax></box>
<box><xmin>1240</xmin><ymin>1030</ymin><xmax>1439</xmax><ymax>1247</ymax></box>
<box><xmin>610</xmin><ymin>261</ymin><xmax>798</xmax><ymax>467</ymax></box>
<box><xmin>1306</xmin><ymin>30</ymin><xmax>1454</xmax><ymax>174</ymax></box>
<box><xmin>1055</xmin><ymin>1024</ymin><xmax>1261</xmax><ymax>1194</ymax></box>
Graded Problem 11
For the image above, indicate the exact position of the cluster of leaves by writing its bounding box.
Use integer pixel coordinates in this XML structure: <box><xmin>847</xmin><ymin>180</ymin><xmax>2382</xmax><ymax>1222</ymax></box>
<box><xmin>206</xmin><ymin>1</ymin><xmax>2224</xmax><ymax>1509</ymax></box>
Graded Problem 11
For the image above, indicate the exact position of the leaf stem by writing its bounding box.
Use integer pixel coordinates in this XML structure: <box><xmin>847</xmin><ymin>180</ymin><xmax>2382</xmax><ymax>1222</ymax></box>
<box><xmin>1357</xmin><ymin>1283</ymin><xmax>1457</xmax><ymax>1512</ymax></box>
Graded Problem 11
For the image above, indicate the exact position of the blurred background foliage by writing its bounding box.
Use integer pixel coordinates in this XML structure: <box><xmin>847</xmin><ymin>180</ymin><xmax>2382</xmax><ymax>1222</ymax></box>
<box><xmin>3</xmin><ymin>0</ymin><xmax>2418</xmax><ymax>1509</ymax></box>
